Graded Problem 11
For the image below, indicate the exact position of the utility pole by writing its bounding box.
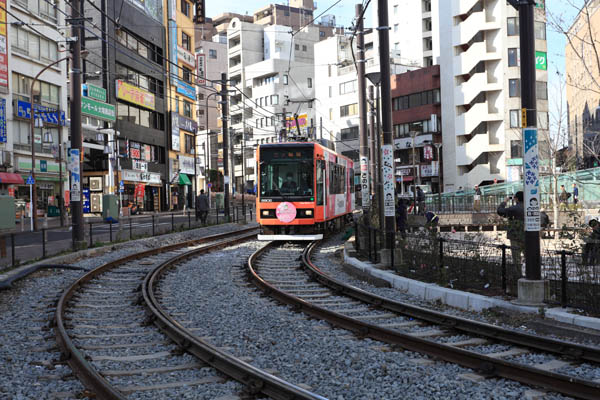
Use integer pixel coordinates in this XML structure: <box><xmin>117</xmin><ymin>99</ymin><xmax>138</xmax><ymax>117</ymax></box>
<box><xmin>508</xmin><ymin>0</ymin><xmax>542</xmax><ymax>304</ymax></box>
<box><xmin>221</xmin><ymin>73</ymin><xmax>230</xmax><ymax>219</ymax></box>
<box><xmin>369</xmin><ymin>85</ymin><xmax>376</xmax><ymax>198</ymax></box>
<box><xmin>280</xmin><ymin>107</ymin><xmax>287</xmax><ymax>142</ymax></box>
<box><xmin>377</xmin><ymin>0</ymin><xmax>396</xmax><ymax>260</ymax></box>
<box><xmin>356</xmin><ymin>3</ymin><xmax>370</xmax><ymax>211</ymax></box>
<box><xmin>319</xmin><ymin>116</ymin><xmax>323</xmax><ymax>141</ymax></box>
<box><xmin>70</xmin><ymin>0</ymin><xmax>84</xmax><ymax>246</ymax></box>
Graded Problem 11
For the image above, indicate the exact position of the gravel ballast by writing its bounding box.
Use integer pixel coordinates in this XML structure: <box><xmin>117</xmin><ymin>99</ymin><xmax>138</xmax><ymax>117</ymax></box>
<box><xmin>160</xmin><ymin>240</ymin><xmax>570</xmax><ymax>399</ymax></box>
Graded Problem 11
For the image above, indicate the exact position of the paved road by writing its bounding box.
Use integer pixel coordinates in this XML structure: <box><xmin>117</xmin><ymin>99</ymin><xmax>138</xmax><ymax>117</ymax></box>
<box><xmin>0</xmin><ymin>209</ymin><xmax>253</xmax><ymax>268</ymax></box>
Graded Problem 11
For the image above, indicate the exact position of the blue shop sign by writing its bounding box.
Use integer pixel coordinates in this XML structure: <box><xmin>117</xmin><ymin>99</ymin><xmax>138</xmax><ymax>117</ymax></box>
<box><xmin>16</xmin><ymin>100</ymin><xmax>66</xmax><ymax>126</ymax></box>
<box><xmin>176</xmin><ymin>79</ymin><xmax>196</xmax><ymax>100</ymax></box>
<box><xmin>82</xmin><ymin>188</ymin><xmax>90</xmax><ymax>213</ymax></box>
<box><xmin>0</xmin><ymin>98</ymin><xmax>6</xmax><ymax>143</ymax></box>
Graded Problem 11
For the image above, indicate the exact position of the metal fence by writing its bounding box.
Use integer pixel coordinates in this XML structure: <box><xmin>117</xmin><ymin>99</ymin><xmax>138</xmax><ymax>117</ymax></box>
<box><xmin>353</xmin><ymin>223</ymin><xmax>600</xmax><ymax>316</ymax></box>
<box><xmin>0</xmin><ymin>205</ymin><xmax>254</xmax><ymax>270</ymax></box>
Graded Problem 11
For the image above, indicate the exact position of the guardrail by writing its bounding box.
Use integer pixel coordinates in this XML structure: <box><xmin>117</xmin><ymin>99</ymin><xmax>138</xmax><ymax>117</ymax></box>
<box><xmin>0</xmin><ymin>205</ymin><xmax>255</xmax><ymax>270</ymax></box>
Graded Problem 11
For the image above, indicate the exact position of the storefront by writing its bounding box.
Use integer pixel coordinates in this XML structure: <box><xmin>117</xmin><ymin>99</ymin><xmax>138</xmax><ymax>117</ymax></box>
<box><xmin>15</xmin><ymin>157</ymin><xmax>67</xmax><ymax>214</ymax></box>
<box><xmin>120</xmin><ymin>169</ymin><xmax>162</xmax><ymax>212</ymax></box>
<box><xmin>178</xmin><ymin>155</ymin><xmax>194</xmax><ymax>208</ymax></box>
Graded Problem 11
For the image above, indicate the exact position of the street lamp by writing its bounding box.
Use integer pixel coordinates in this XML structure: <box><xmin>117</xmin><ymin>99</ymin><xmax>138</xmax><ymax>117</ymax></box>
<box><xmin>29</xmin><ymin>56</ymin><xmax>69</xmax><ymax>231</ymax></box>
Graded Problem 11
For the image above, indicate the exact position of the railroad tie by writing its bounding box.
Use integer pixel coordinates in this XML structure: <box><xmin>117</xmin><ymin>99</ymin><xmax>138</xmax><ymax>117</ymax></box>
<box><xmin>116</xmin><ymin>377</ymin><xmax>225</xmax><ymax>394</ymax></box>
<box><xmin>486</xmin><ymin>348</ymin><xmax>530</xmax><ymax>359</ymax></box>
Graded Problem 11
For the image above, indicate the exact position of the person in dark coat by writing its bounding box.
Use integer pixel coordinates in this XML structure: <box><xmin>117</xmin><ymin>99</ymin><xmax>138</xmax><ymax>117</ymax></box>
<box><xmin>416</xmin><ymin>187</ymin><xmax>425</xmax><ymax>215</ymax></box>
<box><xmin>583</xmin><ymin>219</ymin><xmax>600</xmax><ymax>265</ymax></box>
<box><xmin>497</xmin><ymin>191</ymin><xmax>524</xmax><ymax>269</ymax></box>
<box><xmin>396</xmin><ymin>198</ymin><xmax>408</xmax><ymax>239</ymax></box>
<box><xmin>196</xmin><ymin>189</ymin><xmax>210</xmax><ymax>224</ymax></box>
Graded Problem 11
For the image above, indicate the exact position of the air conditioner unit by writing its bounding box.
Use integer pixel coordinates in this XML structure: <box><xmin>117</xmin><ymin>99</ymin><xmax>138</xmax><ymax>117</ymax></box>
<box><xmin>90</xmin><ymin>193</ymin><xmax>102</xmax><ymax>212</ymax></box>
<box><xmin>89</xmin><ymin>176</ymin><xmax>103</xmax><ymax>191</ymax></box>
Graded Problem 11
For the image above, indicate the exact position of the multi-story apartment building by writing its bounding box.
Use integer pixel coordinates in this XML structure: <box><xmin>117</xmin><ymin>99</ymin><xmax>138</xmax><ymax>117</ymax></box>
<box><xmin>164</xmin><ymin>0</ymin><xmax>198</xmax><ymax>210</ymax></box>
<box><xmin>195</xmin><ymin>17</ymin><xmax>227</xmax><ymax>189</ymax></box>
<box><xmin>439</xmin><ymin>0</ymin><xmax>548</xmax><ymax>191</ymax></box>
<box><xmin>82</xmin><ymin>0</ymin><xmax>168</xmax><ymax>213</ymax></box>
<box><xmin>6</xmin><ymin>0</ymin><xmax>69</xmax><ymax>215</ymax></box>
<box><xmin>566</xmin><ymin>0</ymin><xmax>600</xmax><ymax>168</ymax></box>
<box><xmin>371</xmin><ymin>0</ymin><xmax>440</xmax><ymax>67</ymax></box>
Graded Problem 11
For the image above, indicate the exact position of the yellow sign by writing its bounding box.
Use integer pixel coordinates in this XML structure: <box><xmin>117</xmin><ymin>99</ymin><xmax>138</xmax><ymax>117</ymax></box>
<box><xmin>286</xmin><ymin>113</ymin><xmax>309</xmax><ymax>136</ymax></box>
<box><xmin>116</xmin><ymin>80</ymin><xmax>155</xmax><ymax>110</ymax></box>
<box><xmin>521</xmin><ymin>108</ymin><xmax>527</xmax><ymax>128</ymax></box>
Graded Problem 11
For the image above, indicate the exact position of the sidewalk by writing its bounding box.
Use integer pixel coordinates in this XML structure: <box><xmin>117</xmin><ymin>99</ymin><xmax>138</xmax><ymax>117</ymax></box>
<box><xmin>342</xmin><ymin>237</ymin><xmax>600</xmax><ymax>332</ymax></box>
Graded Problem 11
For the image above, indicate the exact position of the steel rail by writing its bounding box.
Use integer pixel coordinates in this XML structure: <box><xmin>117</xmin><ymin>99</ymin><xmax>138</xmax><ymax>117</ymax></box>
<box><xmin>302</xmin><ymin>242</ymin><xmax>600</xmax><ymax>364</ymax></box>
<box><xmin>143</xmin><ymin>237</ymin><xmax>328</xmax><ymax>400</ymax></box>
<box><xmin>247</xmin><ymin>241</ymin><xmax>600</xmax><ymax>400</ymax></box>
<box><xmin>54</xmin><ymin>227</ymin><xmax>258</xmax><ymax>400</ymax></box>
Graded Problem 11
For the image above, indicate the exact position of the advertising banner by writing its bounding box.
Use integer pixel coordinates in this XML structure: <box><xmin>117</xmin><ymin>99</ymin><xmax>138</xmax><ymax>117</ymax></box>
<box><xmin>523</xmin><ymin>128</ymin><xmax>540</xmax><ymax>232</ymax></box>
<box><xmin>196</xmin><ymin>53</ymin><xmax>206</xmax><ymax>86</ymax></box>
<box><xmin>16</xmin><ymin>100</ymin><xmax>65</xmax><ymax>125</ymax></box>
<box><xmin>382</xmin><ymin>144</ymin><xmax>395</xmax><ymax>217</ymax></box>
<box><xmin>116</xmin><ymin>80</ymin><xmax>155</xmax><ymax>110</ymax></box>
<box><xmin>69</xmin><ymin>149</ymin><xmax>81</xmax><ymax>201</ymax></box>
<box><xmin>360</xmin><ymin>155</ymin><xmax>370</xmax><ymax>209</ymax></box>
<box><xmin>0</xmin><ymin>0</ymin><xmax>8</xmax><ymax>90</ymax></box>
<box><xmin>0</xmin><ymin>98</ymin><xmax>5</xmax><ymax>143</ymax></box>
<box><xmin>285</xmin><ymin>114</ymin><xmax>308</xmax><ymax>136</ymax></box>
<box><xmin>171</xmin><ymin>112</ymin><xmax>180</xmax><ymax>151</ymax></box>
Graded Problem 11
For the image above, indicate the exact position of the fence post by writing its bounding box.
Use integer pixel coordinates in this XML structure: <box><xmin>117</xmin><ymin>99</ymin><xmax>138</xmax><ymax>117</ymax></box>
<box><xmin>171</xmin><ymin>213</ymin><xmax>174</xmax><ymax>232</ymax></box>
<box><xmin>152</xmin><ymin>215</ymin><xmax>155</xmax><ymax>236</ymax></box>
<box><xmin>129</xmin><ymin>217</ymin><xmax>132</xmax><ymax>239</ymax></box>
<box><xmin>109</xmin><ymin>220</ymin><xmax>113</xmax><ymax>242</ymax></box>
<box><xmin>354</xmin><ymin>220</ymin><xmax>360</xmax><ymax>252</ymax></box>
<box><xmin>438</xmin><ymin>237</ymin><xmax>444</xmax><ymax>280</ymax></box>
<box><xmin>501</xmin><ymin>244</ymin><xmax>507</xmax><ymax>294</ymax></box>
<box><xmin>42</xmin><ymin>228</ymin><xmax>46</xmax><ymax>258</ymax></box>
<box><xmin>89</xmin><ymin>223</ymin><xmax>93</xmax><ymax>247</ymax></box>
<box><xmin>367</xmin><ymin>226</ymin><xmax>372</xmax><ymax>261</ymax></box>
<box><xmin>11</xmin><ymin>233</ymin><xmax>15</xmax><ymax>267</ymax></box>
<box><xmin>216</xmin><ymin>208</ymin><xmax>219</xmax><ymax>225</ymax></box>
<box><xmin>188</xmin><ymin>210</ymin><xmax>191</xmax><ymax>229</ymax></box>
<box><xmin>560</xmin><ymin>250</ymin><xmax>567</xmax><ymax>308</ymax></box>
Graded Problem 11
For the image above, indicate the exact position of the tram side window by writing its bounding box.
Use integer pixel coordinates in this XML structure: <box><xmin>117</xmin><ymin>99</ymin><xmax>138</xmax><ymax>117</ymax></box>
<box><xmin>329</xmin><ymin>162</ymin><xmax>346</xmax><ymax>195</ymax></box>
<box><xmin>316</xmin><ymin>159</ymin><xmax>324</xmax><ymax>205</ymax></box>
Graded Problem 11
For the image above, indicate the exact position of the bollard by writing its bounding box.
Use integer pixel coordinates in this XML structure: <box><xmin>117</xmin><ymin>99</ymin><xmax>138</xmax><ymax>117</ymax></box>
<box><xmin>11</xmin><ymin>233</ymin><xmax>15</xmax><ymax>267</ymax></box>
<box><xmin>560</xmin><ymin>250</ymin><xmax>567</xmax><ymax>308</ymax></box>
<box><xmin>171</xmin><ymin>213</ymin><xmax>174</xmax><ymax>232</ymax></box>
<box><xmin>188</xmin><ymin>210</ymin><xmax>191</xmax><ymax>229</ymax></box>
<box><xmin>89</xmin><ymin>223</ymin><xmax>93</xmax><ymax>247</ymax></box>
<box><xmin>249</xmin><ymin>207</ymin><xmax>253</xmax><ymax>221</ymax></box>
<box><xmin>20</xmin><ymin>210</ymin><xmax>24</xmax><ymax>232</ymax></box>
<box><xmin>42</xmin><ymin>229</ymin><xmax>46</xmax><ymax>258</ymax></box>
<box><xmin>216</xmin><ymin>208</ymin><xmax>219</xmax><ymax>225</ymax></box>
<box><xmin>129</xmin><ymin>217</ymin><xmax>133</xmax><ymax>239</ymax></box>
<box><xmin>109</xmin><ymin>220</ymin><xmax>113</xmax><ymax>242</ymax></box>
<box><xmin>500</xmin><ymin>244</ymin><xmax>507</xmax><ymax>294</ymax></box>
<box><xmin>43</xmin><ymin>213</ymin><xmax>48</xmax><ymax>229</ymax></box>
<box><xmin>152</xmin><ymin>215</ymin><xmax>155</xmax><ymax>236</ymax></box>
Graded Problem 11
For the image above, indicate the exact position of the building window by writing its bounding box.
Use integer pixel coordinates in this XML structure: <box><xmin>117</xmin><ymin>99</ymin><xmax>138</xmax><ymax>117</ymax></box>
<box><xmin>320</xmin><ymin>31</ymin><xmax>325</xmax><ymax>37</ymax></box>
<box><xmin>340</xmin><ymin>103</ymin><xmax>358</xmax><ymax>117</ymax></box>
<box><xmin>394</xmin><ymin>24</ymin><xmax>399</xmax><ymax>32</ymax></box>
<box><xmin>271</xmin><ymin>95</ymin><xmax>279</xmax><ymax>105</ymax></box>
<box><xmin>340</xmin><ymin>126</ymin><xmax>359</xmax><ymax>140</ymax></box>
<box><xmin>510</xmin><ymin>140</ymin><xmax>523</xmax><ymax>158</ymax></box>
<box><xmin>508</xmin><ymin>48</ymin><xmax>518</xmax><ymax>67</ymax></box>
<box><xmin>393</xmin><ymin>5</ymin><xmax>398</xmax><ymax>14</ymax></box>
<box><xmin>328</xmin><ymin>65</ymin><xmax>332</xmax><ymax>77</ymax></box>
<box><xmin>509</xmin><ymin>109</ymin><xmax>520</xmax><ymax>128</ymax></box>
<box><xmin>295</xmin><ymin>43</ymin><xmax>300</xmax><ymax>50</ymax></box>
<box><xmin>534</xmin><ymin>21</ymin><xmax>546</xmax><ymax>40</ymax></box>
<box><xmin>184</xmin><ymin>134</ymin><xmax>194</xmax><ymax>153</ymax></box>
<box><xmin>509</xmin><ymin>79</ymin><xmax>520</xmax><ymax>97</ymax></box>
<box><xmin>302</xmin><ymin>45</ymin><xmax>307</xmax><ymax>51</ymax></box>
<box><xmin>329</xmin><ymin>86</ymin><xmax>332</xmax><ymax>97</ymax></box>
<box><xmin>329</xmin><ymin>108</ymin><xmax>333</xmax><ymax>120</ymax></box>
<box><xmin>183</xmin><ymin>100</ymin><xmax>192</xmax><ymax>118</ymax></box>
<box><xmin>182</xmin><ymin>32</ymin><xmax>191</xmax><ymax>51</ymax></box>
<box><xmin>536</xmin><ymin>81</ymin><xmax>548</xmax><ymax>100</ymax></box>
<box><xmin>538</xmin><ymin>111</ymin><xmax>549</xmax><ymax>129</ymax></box>
<box><xmin>307</xmin><ymin>77</ymin><xmax>312</xmax><ymax>88</ymax></box>
<box><xmin>283</xmin><ymin>74</ymin><xmax>288</xmax><ymax>85</ymax></box>
<box><xmin>11</xmin><ymin>26</ymin><xmax>58</xmax><ymax>62</ymax></box>
<box><xmin>339</xmin><ymin>80</ymin><xmax>357</xmax><ymax>95</ymax></box>
<box><xmin>116</xmin><ymin>28</ymin><xmax>163</xmax><ymax>65</ymax></box>
<box><xmin>507</xmin><ymin>17</ymin><xmax>519</xmax><ymax>36</ymax></box>
<box><xmin>12</xmin><ymin>72</ymin><xmax>60</xmax><ymax>109</ymax></box>
<box><xmin>209</xmin><ymin>49</ymin><xmax>217</xmax><ymax>59</ymax></box>
<box><xmin>117</xmin><ymin>102</ymin><xmax>164</xmax><ymax>130</ymax></box>
<box><xmin>180</xmin><ymin>0</ymin><xmax>190</xmax><ymax>17</ymax></box>
<box><xmin>182</xmin><ymin>66</ymin><xmax>192</xmax><ymax>83</ymax></box>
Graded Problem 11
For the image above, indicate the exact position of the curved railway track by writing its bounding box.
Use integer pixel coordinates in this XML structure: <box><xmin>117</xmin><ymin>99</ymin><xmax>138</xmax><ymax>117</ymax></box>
<box><xmin>248</xmin><ymin>240</ymin><xmax>600</xmax><ymax>400</ymax></box>
<box><xmin>54</xmin><ymin>227</ymin><xmax>324</xmax><ymax>400</ymax></box>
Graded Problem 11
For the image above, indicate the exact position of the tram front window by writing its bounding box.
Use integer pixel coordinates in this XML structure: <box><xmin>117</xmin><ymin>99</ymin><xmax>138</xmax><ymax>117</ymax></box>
<box><xmin>260</xmin><ymin>147</ymin><xmax>314</xmax><ymax>200</ymax></box>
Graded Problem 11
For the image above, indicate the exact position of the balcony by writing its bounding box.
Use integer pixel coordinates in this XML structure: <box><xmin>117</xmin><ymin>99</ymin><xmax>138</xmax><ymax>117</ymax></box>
<box><xmin>455</xmin><ymin>102</ymin><xmax>502</xmax><ymax>137</ymax></box>
<box><xmin>453</xmin><ymin>41</ymin><xmax>500</xmax><ymax>76</ymax></box>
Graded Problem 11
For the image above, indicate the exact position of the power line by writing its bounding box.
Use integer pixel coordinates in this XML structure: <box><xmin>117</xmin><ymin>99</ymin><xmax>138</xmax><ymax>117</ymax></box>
<box><xmin>290</xmin><ymin>0</ymin><xmax>343</xmax><ymax>37</ymax></box>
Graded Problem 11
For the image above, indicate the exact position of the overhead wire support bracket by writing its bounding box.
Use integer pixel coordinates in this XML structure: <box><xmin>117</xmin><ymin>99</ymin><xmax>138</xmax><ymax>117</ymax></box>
<box><xmin>507</xmin><ymin>0</ymin><xmax>536</xmax><ymax>9</ymax></box>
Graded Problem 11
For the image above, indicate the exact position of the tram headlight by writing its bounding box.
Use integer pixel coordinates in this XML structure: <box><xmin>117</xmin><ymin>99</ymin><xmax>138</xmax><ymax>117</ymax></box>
<box><xmin>262</xmin><ymin>210</ymin><xmax>270</xmax><ymax>217</ymax></box>
<box><xmin>305</xmin><ymin>209</ymin><xmax>313</xmax><ymax>216</ymax></box>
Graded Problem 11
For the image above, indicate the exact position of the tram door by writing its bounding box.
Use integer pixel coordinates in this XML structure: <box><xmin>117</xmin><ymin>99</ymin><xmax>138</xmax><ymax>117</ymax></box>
<box><xmin>317</xmin><ymin>159</ymin><xmax>326</xmax><ymax>219</ymax></box>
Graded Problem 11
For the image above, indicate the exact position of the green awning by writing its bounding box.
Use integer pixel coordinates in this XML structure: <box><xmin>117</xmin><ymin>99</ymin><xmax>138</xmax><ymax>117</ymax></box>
<box><xmin>178</xmin><ymin>173</ymin><xmax>192</xmax><ymax>185</ymax></box>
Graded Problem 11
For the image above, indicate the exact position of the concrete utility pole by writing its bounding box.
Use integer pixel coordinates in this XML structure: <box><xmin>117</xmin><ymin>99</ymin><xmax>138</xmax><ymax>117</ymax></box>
<box><xmin>280</xmin><ymin>107</ymin><xmax>287</xmax><ymax>142</ymax></box>
<box><xmin>508</xmin><ymin>0</ymin><xmax>542</xmax><ymax>305</ymax></box>
<box><xmin>70</xmin><ymin>0</ymin><xmax>84</xmax><ymax>246</ymax></box>
<box><xmin>356</xmin><ymin>3</ymin><xmax>370</xmax><ymax>211</ymax></box>
<box><xmin>369</xmin><ymin>85</ymin><xmax>376</xmax><ymax>198</ymax></box>
<box><xmin>377</xmin><ymin>0</ymin><xmax>396</xmax><ymax>260</ymax></box>
<box><xmin>221</xmin><ymin>73</ymin><xmax>230</xmax><ymax>219</ymax></box>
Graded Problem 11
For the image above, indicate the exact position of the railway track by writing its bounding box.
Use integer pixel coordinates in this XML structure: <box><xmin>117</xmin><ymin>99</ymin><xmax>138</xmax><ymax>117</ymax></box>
<box><xmin>248</xmin><ymin>240</ymin><xmax>600</xmax><ymax>400</ymax></box>
<box><xmin>54</xmin><ymin>227</ymin><xmax>324</xmax><ymax>400</ymax></box>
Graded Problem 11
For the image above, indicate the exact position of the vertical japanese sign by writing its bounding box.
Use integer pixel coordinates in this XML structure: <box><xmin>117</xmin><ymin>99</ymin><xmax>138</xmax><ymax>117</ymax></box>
<box><xmin>382</xmin><ymin>144</ymin><xmax>395</xmax><ymax>217</ymax></box>
<box><xmin>523</xmin><ymin>128</ymin><xmax>540</xmax><ymax>231</ymax></box>
<box><xmin>360</xmin><ymin>155</ymin><xmax>370</xmax><ymax>209</ymax></box>
<box><xmin>0</xmin><ymin>0</ymin><xmax>8</xmax><ymax>90</ymax></box>
<box><xmin>69</xmin><ymin>149</ymin><xmax>81</xmax><ymax>201</ymax></box>
<box><xmin>171</xmin><ymin>112</ymin><xmax>180</xmax><ymax>151</ymax></box>
<box><xmin>0</xmin><ymin>98</ymin><xmax>6</xmax><ymax>143</ymax></box>
<box><xmin>196</xmin><ymin>53</ymin><xmax>206</xmax><ymax>86</ymax></box>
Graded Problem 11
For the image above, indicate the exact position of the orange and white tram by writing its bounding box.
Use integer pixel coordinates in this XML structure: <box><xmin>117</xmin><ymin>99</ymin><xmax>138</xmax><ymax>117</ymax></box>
<box><xmin>256</xmin><ymin>142</ymin><xmax>356</xmax><ymax>240</ymax></box>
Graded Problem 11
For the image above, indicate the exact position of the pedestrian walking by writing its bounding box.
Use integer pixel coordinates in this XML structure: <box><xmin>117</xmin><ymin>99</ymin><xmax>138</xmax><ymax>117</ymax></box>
<box><xmin>416</xmin><ymin>186</ymin><xmax>425</xmax><ymax>215</ymax></box>
<box><xmin>583</xmin><ymin>219</ymin><xmax>600</xmax><ymax>265</ymax></box>
<box><xmin>559</xmin><ymin>185</ymin><xmax>570</xmax><ymax>211</ymax></box>
<box><xmin>497</xmin><ymin>191</ymin><xmax>525</xmax><ymax>276</ymax></box>
<box><xmin>473</xmin><ymin>185</ymin><xmax>482</xmax><ymax>212</ymax></box>
<box><xmin>572</xmin><ymin>183</ymin><xmax>579</xmax><ymax>208</ymax></box>
<box><xmin>396</xmin><ymin>198</ymin><xmax>407</xmax><ymax>239</ymax></box>
<box><xmin>196</xmin><ymin>189</ymin><xmax>209</xmax><ymax>224</ymax></box>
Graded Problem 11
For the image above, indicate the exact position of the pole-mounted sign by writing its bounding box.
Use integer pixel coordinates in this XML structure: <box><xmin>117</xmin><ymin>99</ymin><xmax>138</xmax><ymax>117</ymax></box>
<box><xmin>523</xmin><ymin>127</ymin><xmax>540</xmax><ymax>232</ymax></box>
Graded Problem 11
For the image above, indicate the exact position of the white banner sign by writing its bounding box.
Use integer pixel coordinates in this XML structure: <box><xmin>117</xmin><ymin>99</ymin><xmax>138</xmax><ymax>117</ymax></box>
<box><xmin>178</xmin><ymin>155</ymin><xmax>195</xmax><ymax>175</ymax></box>
<box><xmin>133</xmin><ymin>160</ymin><xmax>148</xmax><ymax>172</ymax></box>
<box><xmin>69</xmin><ymin>149</ymin><xmax>81</xmax><ymax>201</ymax></box>
<box><xmin>121</xmin><ymin>169</ymin><xmax>161</xmax><ymax>184</ymax></box>
<box><xmin>360</xmin><ymin>155</ymin><xmax>370</xmax><ymax>209</ymax></box>
<box><xmin>382</xmin><ymin>144</ymin><xmax>395</xmax><ymax>217</ymax></box>
<box><xmin>523</xmin><ymin>128</ymin><xmax>540</xmax><ymax>232</ymax></box>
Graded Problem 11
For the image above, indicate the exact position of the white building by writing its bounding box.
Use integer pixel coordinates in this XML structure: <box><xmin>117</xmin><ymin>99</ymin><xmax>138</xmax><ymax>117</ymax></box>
<box><xmin>439</xmin><ymin>0</ymin><xmax>548</xmax><ymax>190</ymax></box>
<box><xmin>6</xmin><ymin>0</ymin><xmax>69</xmax><ymax>211</ymax></box>
<box><xmin>226</xmin><ymin>19</ymin><xmax>319</xmax><ymax>192</ymax></box>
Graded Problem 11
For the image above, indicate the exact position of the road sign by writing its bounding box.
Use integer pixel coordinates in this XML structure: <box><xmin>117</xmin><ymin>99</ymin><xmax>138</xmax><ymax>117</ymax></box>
<box><xmin>26</xmin><ymin>175</ymin><xmax>34</xmax><ymax>185</ymax></box>
<box><xmin>521</xmin><ymin>108</ymin><xmax>527</xmax><ymax>128</ymax></box>
<box><xmin>207</xmin><ymin>183</ymin><xmax>212</xmax><ymax>188</ymax></box>
<box><xmin>119</xmin><ymin>180</ymin><xmax>124</xmax><ymax>193</ymax></box>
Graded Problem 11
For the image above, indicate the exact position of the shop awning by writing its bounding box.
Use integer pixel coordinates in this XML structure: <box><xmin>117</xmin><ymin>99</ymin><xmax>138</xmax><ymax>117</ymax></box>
<box><xmin>178</xmin><ymin>173</ymin><xmax>192</xmax><ymax>185</ymax></box>
<box><xmin>396</xmin><ymin>176</ymin><xmax>414</xmax><ymax>182</ymax></box>
<box><xmin>0</xmin><ymin>173</ymin><xmax>24</xmax><ymax>184</ymax></box>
